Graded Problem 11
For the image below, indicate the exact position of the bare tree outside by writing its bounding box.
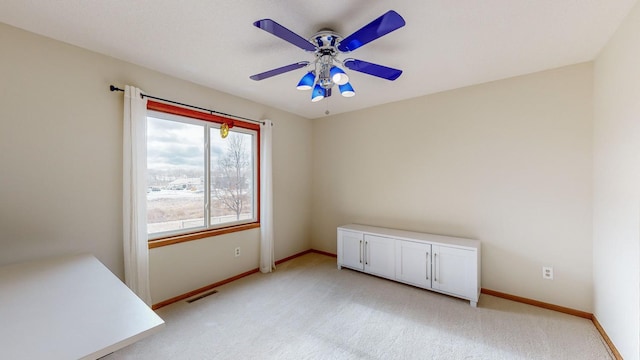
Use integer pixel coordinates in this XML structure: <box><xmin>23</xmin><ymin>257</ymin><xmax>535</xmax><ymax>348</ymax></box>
<box><xmin>212</xmin><ymin>133</ymin><xmax>252</xmax><ymax>220</ymax></box>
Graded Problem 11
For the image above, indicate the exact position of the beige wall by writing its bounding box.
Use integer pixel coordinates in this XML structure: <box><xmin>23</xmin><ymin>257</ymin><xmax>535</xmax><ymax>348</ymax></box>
<box><xmin>593</xmin><ymin>1</ymin><xmax>640</xmax><ymax>358</ymax></box>
<box><xmin>312</xmin><ymin>63</ymin><xmax>594</xmax><ymax>312</ymax></box>
<box><xmin>0</xmin><ymin>23</ymin><xmax>313</xmax><ymax>304</ymax></box>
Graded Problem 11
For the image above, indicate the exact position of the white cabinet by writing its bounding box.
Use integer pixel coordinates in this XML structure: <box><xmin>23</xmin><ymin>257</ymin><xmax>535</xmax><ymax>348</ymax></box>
<box><xmin>432</xmin><ymin>245</ymin><xmax>476</xmax><ymax>300</ymax></box>
<box><xmin>338</xmin><ymin>230</ymin><xmax>364</xmax><ymax>270</ymax></box>
<box><xmin>337</xmin><ymin>231</ymin><xmax>395</xmax><ymax>280</ymax></box>
<box><xmin>338</xmin><ymin>224</ymin><xmax>481</xmax><ymax>307</ymax></box>
<box><xmin>363</xmin><ymin>234</ymin><xmax>395</xmax><ymax>279</ymax></box>
<box><xmin>395</xmin><ymin>240</ymin><xmax>432</xmax><ymax>288</ymax></box>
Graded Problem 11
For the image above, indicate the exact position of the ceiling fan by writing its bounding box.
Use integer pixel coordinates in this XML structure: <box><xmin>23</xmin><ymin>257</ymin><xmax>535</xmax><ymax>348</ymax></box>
<box><xmin>250</xmin><ymin>10</ymin><xmax>406</xmax><ymax>102</ymax></box>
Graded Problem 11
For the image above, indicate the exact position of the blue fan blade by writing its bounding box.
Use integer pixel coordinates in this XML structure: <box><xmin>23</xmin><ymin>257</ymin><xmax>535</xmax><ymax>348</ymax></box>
<box><xmin>343</xmin><ymin>59</ymin><xmax>402</xmax><ymax>80</ymax></box>
<box><xmin>338</xmin><ymin>11</ymin><xmax>406</xmax><ymax>52</ymax></box>
<box><xmin>254</xmin><ymin>19</ymin><xmax>316</xmax><ymax>52</ymax></box>
<box><xmin>250</xmin><ymin>62</ymin><xmax>310</xmax><ymax>81</ymax></box>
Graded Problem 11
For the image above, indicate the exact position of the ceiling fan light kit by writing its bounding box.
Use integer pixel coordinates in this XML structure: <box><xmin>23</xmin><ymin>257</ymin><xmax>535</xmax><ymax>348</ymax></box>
<box><xmin>311</xmin><ymin>84</ymin><xmax>326</xmax><ymax>102</ymax></box>
<box><xmin>251</xmin><ymin>10</ymin><xmax>405</xmax><ymax>102</ymax></box>
<box><xmin>329</xmin><ymin>66</ymin><xmax>349</xmax><ymax>85</ymax></box>
<box><xmin>296</xmin><ymin>71</ymin><xmax>315</xmax><ymax>90</ymax></box>
<box><xmin>339</xmin><ymin>82</ymin><xmax>355</xmax><ymax>97</ymax></box>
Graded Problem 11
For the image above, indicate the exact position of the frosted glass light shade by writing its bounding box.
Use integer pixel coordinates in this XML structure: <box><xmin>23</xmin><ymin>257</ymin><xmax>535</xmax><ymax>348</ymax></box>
<box><xmin>339</xmin><ymin>82</ymin><xmax>355</xmax><ymax>97</ymax></box>
<box><xmin>330</xmin><ymin>66</ymin><xmax>349</xmax><ymax>85</ymax></box>
<box><xmin>296</xmin><ymin>72</ymin><xmax>315</xmax><ymax>90</ymax></box>
<box><xmin>311</xmin><ymin>84</ymin><xmax>325</xmax><ymax>102</ymax></box>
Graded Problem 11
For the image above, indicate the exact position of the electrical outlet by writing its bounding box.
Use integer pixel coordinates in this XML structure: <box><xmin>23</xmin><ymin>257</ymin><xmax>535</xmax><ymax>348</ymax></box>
<box><xmin>542</xmin><ymin>266</ymin><xmax>553</xmax><ymax>280</ymax></box>
<box><xmin>234</xmin><ymin>247</ymin><xmax>241</xmax><ymax>257</ymax></box>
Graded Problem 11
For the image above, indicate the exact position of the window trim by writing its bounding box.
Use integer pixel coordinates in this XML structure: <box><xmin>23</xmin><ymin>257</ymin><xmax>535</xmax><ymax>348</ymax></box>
<box><xmin>146</xmin><ymin>100</ymin><xmax>261</xmax><ymax>248</ymax></box>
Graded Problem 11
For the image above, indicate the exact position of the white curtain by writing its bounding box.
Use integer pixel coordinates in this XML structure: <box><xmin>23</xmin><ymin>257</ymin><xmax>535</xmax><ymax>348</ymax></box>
<box><xmin>123</xmin><ymin>85</ymin><xmax>152</xmax><ymax>305</ymax></box>
<box><xmin>260</xmin><ymin>120</ymin><xmax>275</xmax><ymax>273</ymax></box>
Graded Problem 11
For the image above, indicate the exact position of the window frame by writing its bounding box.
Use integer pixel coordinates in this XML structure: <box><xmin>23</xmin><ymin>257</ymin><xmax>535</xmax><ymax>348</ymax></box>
<box><xmin>146</xmin><ymin>100</ymin><xmax>261</xmax><ymax>248</ymax></box>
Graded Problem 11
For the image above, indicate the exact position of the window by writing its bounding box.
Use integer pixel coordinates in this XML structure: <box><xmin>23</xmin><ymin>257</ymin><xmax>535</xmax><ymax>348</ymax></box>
<box><xmin>146</xmin><ymin>101</ymin><xmax>260</xmax><ymax>242</ymax></box>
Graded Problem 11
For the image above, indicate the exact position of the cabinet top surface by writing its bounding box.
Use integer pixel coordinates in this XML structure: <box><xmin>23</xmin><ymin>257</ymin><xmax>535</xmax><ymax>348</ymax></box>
<box><xmin>338</xmin><ymin>224</ymin><xmax>480</xmax><ymax>249</ymax></box>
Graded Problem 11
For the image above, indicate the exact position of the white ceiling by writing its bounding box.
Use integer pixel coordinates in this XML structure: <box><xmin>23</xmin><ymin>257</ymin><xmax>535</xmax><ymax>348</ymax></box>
<box><xmin>0</xmin><ymin>1</ymin><xmax>636</xmax><ymax>119</ymax></box>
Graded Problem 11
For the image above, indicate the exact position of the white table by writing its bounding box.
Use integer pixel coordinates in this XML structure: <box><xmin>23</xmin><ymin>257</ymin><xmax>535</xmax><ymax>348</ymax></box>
<box><xmin>0</xmin><ymin>254</ymin><xmax>164</xmax><ymax>359</ymax></box>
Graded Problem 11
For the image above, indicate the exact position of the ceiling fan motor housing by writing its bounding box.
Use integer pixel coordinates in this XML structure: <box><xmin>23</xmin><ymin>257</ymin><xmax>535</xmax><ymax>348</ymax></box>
<box><xmin>311</xmin><ymin>30</ymin><xmax>341</xmax><ymax>52</ymax></box>
<box><xmin>311</xmin><ymin>31</ymin><xmax>343</xmax><ymax>89</ymax></box>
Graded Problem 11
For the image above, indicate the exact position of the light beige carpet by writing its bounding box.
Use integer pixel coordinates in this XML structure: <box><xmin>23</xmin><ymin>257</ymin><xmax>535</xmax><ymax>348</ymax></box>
<box><xmin>106</xmin><ymin>253</ymin><xmax>612</xmax><ymax>359</ymax></box>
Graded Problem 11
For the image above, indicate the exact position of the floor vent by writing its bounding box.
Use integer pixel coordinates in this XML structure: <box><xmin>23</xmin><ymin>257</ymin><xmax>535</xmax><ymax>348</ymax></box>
<box><xmin>186</xmin><ymin>290</ymin><xmax>219</xmax><ymax>303</ymax></box>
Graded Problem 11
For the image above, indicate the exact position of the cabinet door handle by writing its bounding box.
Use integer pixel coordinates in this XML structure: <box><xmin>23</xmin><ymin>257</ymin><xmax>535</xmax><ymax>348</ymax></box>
<box><xmin>364</xmin><ymin>241</ymin><xmax>368</xmax><ymax>265</ymax></box>
<box><xmin>426</xmin><ymin>252</ymin><xmax>430</xmax><ymax>280</ymax></box>
<box><xmin>434</xmin><ymin>253</ymin><xmax>438</xmax><ymax>282</ymax></box>
<box><xmin>365</xmin><ymin>241</ymin><xmax>368</xmax><ymax>265</ymax></box>
<box><xmin>359</xmin><ymin>240</ymin><xmax>363</xmax><ymax>263</ymax></box>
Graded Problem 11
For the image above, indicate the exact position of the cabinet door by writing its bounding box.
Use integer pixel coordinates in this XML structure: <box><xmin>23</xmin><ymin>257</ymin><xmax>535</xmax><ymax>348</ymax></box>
<box><xmin>364</xmin><ymin>234</ymin><xmax>395</xmax><ymax>279</ymax></box>
<box><xmin>395</xmin><ymin>240</ymin><xmax>432</xmax><ymax>289</ymax></box>
<box><xmin>338</xmin><ymin>230</ymin><xmax>364</xmax><ymax>271</ymax></box>
<box><xmin>432</xmin><ymin>245</ymin><xmax>476</xmax><ymax>299</ymax></box>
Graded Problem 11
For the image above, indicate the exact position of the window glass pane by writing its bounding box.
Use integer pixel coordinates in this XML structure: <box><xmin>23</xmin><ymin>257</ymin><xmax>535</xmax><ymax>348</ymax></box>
<box><xmin>147</xmin><ymin>117</ymin><xmax>205</xmax><ymax>235</ymax></box>
<box><xmin>210</xmin><ymin>129</ymin><xmax>255</xmax><ymax>226</ymax></box>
